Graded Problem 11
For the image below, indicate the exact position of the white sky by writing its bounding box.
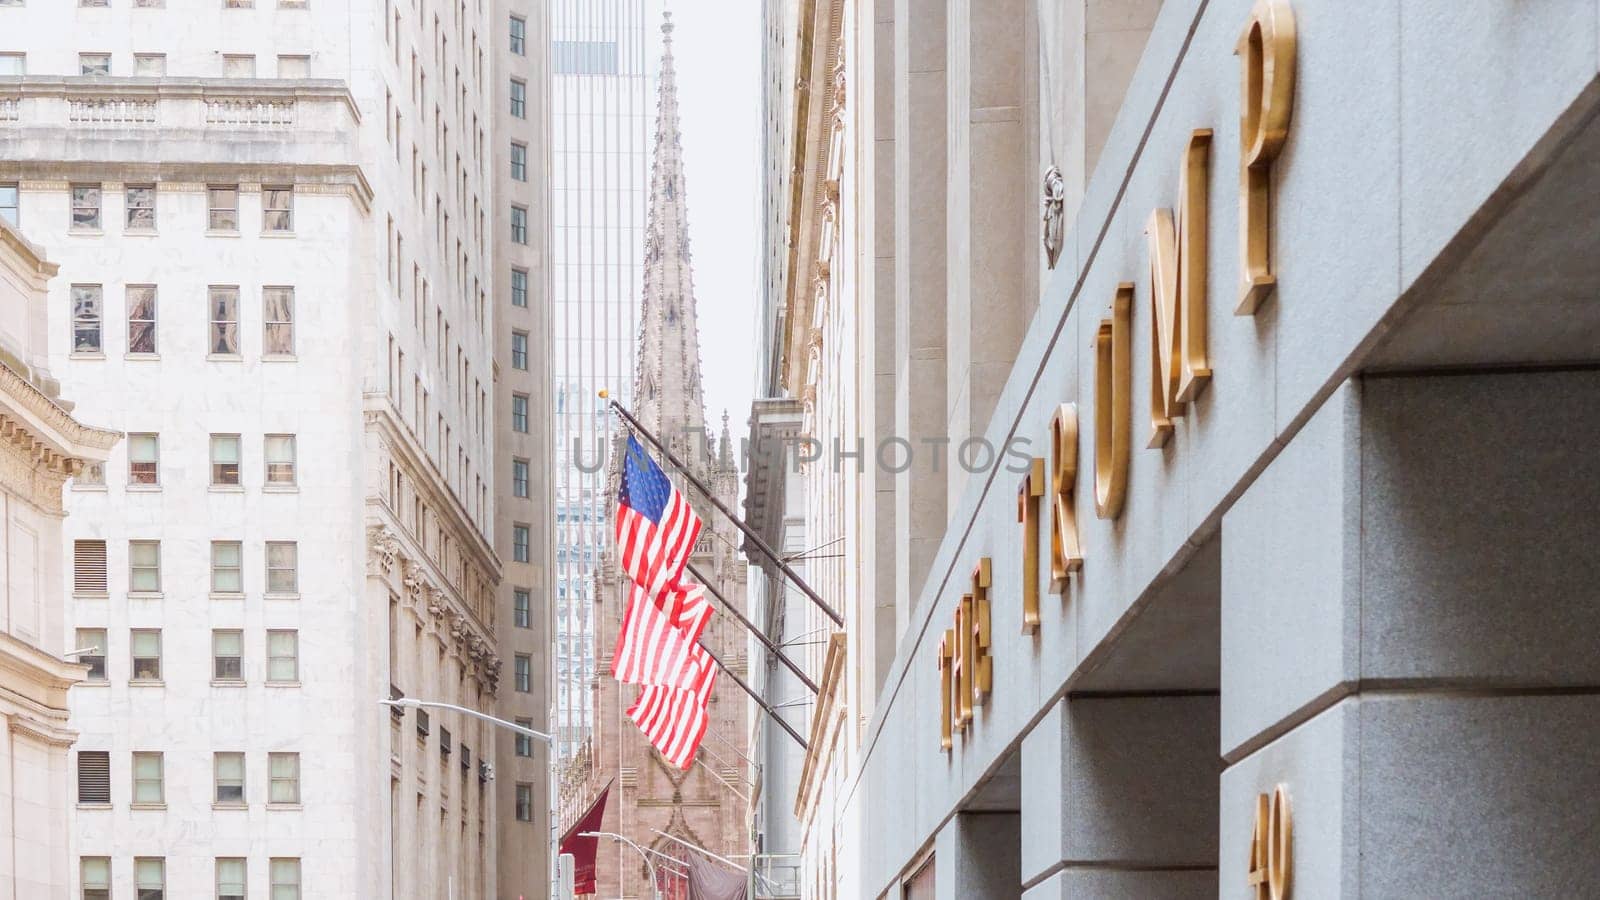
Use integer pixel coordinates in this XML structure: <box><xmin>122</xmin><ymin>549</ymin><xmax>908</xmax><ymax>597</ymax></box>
<box><xmin>646</xmin><ymin>0</ymin><xmax>761</xmax><ymax>445</ymax></box>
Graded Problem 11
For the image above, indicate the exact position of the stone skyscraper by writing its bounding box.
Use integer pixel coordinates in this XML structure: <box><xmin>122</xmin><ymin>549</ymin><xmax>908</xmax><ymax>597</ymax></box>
<box><xmin>569</xmin><ymin>14</ymin><xmax>751</xmax><ymax>898</ymax></box>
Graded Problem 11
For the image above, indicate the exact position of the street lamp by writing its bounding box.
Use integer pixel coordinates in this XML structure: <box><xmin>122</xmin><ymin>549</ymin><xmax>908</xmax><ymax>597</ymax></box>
<box><xmin>580</xmin><ymin>831</ymin><xmax>661</xmax><ymax>900</ymax></box>
<box><xmin>377</xmin><ymin>697</ymin><xmax>555</xmax><ymax>745</ymax></box>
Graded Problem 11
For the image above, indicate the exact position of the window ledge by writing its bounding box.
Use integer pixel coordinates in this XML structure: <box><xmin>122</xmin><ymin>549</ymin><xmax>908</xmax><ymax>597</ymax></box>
<box><xmin>71</xmin><ymin>484</ymin><xmax>108</xmax><ymax>493</ymax></box>
<box><xmin>267</xmin><ymin>802</ymin><xmax>303</xmax><ymax>810</ymax></box>
<box><xmin>69</xmin><ymin>229</ymin><xmax>105</xmax><ymax>237</ymax></box>
<box><xmin>69</xmin><ymin>352</ymin><xmax>106</xmax><ymax>361</ymax></box>
<box><xmin>206</xmin><ymin>354</ymin><xmax>243</xmax><ymax>363</ymax></box>
<box><xmin>260</xmin><ymin>231</ymin><xmax>297</xmax><ymax>238</ymax></box>
<box><xmin>262</xmin><ymin>355</ymin><xmax>299</xmax><ymax>363</ymax></box>
<box><xmin>262</xmin><ymin>484</ymin><xmax>299</xmax><ymax>493</ymax></box>
<box><xmin>76</xmin><ymin>802</ymin><xmax>112</xmax><ymax>811</ymax></box>
<box><xmin>205</xmin><ymin>230</ymin><xmax>242</xmax><ymax>238</ymax></box>
<box><xmin>127</xmin><ymin>592</ymin><xmax>163</xmax><ymax>600</ymax></box>
<box><xmin>123</xmin><ymin>230</ymin><xmax>158</xmax><ymax>237</ymax></box>
<box><xmin>128</xmin><ymin>679</ymin><xmax>164</xmax><ymax>687</ymax></box>
<box><xmin>265</xmin><ymin>680</ymin><xmax>301</xmax><ymax>687</ymax></box>
<box><xmin>209</xmin><ymin>592</ymin><xmax>245</xmax><ymax>601</ymax></box>
<box><xmin>265</xmin><ymin>592</ymin><xmax>300</xmax><ymax>601</ymax></box>
<box><xmin>72</xmin><ymin>592</ymin><xmax>110</xmax><ymax>600</ymax></box>
<box><xmin>126</xmin><ymin>484</ymin><xmax>162</xmax><ymax>493</ymax></box>
<box><xmin>210</xmin><ymin>679</ymin><xmax>246</xmax><ymax>688</ymax></box>
<box><xmin>123</xmin><ymin>354</ymin><xmax>161</xmax><ymax>361</ymax></box>
<box><xmin>130</xmin><ymin>802</ymin><xmax>166</xmax><ymax>811</ymax></box>
<box><xmin>212</xmin><ymin>802</ymin><xmax>248</xmax><ymax>811</ymax></box>
<box><xmin>79</xmin><ymin>679</ymin><xmax>109</xmax><ymax>687</ymax></box>
<box><xmin>209</xmin><ymin>485</ymin><xmax>245</xmax><ymax>493</ymax></box>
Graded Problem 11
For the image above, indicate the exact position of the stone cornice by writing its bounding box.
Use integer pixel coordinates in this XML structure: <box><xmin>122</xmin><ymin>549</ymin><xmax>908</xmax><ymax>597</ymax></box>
<box><xmin>0</xmin><ymin>76</ymin><xmax>361</xmax><ymax>122</ymax></box>
<box><xmin>0</xmin><ymin>218</ymin><xmax>57</xmax><ymax>280</ymax></box>
<box><xmin>368</xmin><ymin>519</ymin><xmax>502</xmax><ymax>694</ymax></box>
<box><xmin>0</xmin><ymin>629</ymin><xmax>88</xmax><ymax>712</ymax></box>
<box><xmin>0</xmin><ymin>363</ymin><xmax>121</xmax><ymax>461</ymax></box>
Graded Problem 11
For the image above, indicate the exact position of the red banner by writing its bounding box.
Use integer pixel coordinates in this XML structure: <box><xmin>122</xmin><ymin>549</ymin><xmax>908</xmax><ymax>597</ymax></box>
<box><xmin>558</xmin><ymin>782</ymin><xmax>612</xmax><ymax>895</ymax></box>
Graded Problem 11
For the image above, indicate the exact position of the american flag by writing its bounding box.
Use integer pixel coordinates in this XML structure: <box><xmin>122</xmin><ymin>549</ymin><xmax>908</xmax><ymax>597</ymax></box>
<box><xmin>626</xmin><ymin>661</ymin><xmax>716</xmax><ymax>770</ymax></box>
<box><xmin>615</xmin><ymin>436</ymin><xmax>702</xmax><ymax>618</ymax></box>
<box><xmin>611</xmin><ymin>580</ymin><xmax>713</xmax><ymax>688</ymax></box>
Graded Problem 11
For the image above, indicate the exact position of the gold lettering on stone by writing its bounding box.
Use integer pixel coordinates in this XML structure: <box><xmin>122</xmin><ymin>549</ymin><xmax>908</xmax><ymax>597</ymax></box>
<box><xmin>1146</xmin><ymin>129</ymin><xmax>1214</xmax><ymax>447</ymax></box>
<box><xmin>1018</xmin><ymin>458</ymin><xmax>1044</xmax><ymax>634</ymax></box>
<box><xmin>1094</xmin><ymin>285</ymin><xmax>1132</xmax><ymax>519</ymax></box>
<box><xmin>937</xmin><ymin>629</ymin><xmax>954</xmax><ymax>752</ymax></box>
<box><xmin>1248</xmin><ymin>783</ymin><xmax>1292</xmax><ymax>900</ymax></box>
<box><xmin>1236</xmin><ymin>0</ymin><xmax>1297</xmax><ymax>315</ymax></box>
<box><xmin>1049</xmin><ymin>403</ymin><xmax>1082</xmax><ymax>589</ymax></box>
<box><xmin>970</xmin><ymin>558</ymin><xmax>992</xmax><ymax>705</ymax></box>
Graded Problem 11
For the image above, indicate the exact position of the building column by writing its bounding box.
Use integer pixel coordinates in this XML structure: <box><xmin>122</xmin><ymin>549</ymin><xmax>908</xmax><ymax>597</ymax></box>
<box><xmin>1220</xmin><ymin>374</ymin><xmax>1600</xmax><ymax>897</ymax></box>
<box><xmin>934</xmin><ymin>810</ymin><xmax>1021</xmax><ymax>900</ymax></box>
<box><xmin>1020</xmin><ymin>696</ymin><xmax>1218</xmax><ymax>898</ymax></box>
<box><xmin>869</xmin><ymin>0</ymin><xmax>899</xmax><ymax>700</ymax></box>
<box><xmin>894</xmin><ymin>0</ymin><xmax>949</xmax><ymax>623</ymax></box>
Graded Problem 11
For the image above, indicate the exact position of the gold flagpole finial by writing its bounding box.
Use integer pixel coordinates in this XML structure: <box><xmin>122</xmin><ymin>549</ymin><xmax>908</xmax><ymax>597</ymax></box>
<box><xmin>598</xmin><ymin>388</ymin><xmax>610</xmax><ymax>399</ymax></box>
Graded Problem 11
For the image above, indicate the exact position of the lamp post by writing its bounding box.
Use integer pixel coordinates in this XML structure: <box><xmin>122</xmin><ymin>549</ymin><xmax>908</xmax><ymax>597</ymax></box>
<box><xmin>580</xmin><ymin>831</ymin><xmax>661</xmax><ymax>900</ymax></box>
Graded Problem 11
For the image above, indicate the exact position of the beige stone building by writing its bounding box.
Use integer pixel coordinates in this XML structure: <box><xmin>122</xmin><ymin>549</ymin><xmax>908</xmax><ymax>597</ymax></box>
<box><xmin>0</xmin><ymin>220</ymin><xmax>118</xmax><ymax>898</ymax></box>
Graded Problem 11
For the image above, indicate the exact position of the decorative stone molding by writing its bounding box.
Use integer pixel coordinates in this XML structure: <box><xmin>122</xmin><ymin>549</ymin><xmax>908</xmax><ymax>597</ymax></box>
<box><xmin>1042</xmin><ymin>165</ymin><xmax>1067</xmax><ymax>269</ymax></box>
<box><xmin>366</xmin><ymin>524</ymin><xmax>401</xmax><ymax>576</ymax></box>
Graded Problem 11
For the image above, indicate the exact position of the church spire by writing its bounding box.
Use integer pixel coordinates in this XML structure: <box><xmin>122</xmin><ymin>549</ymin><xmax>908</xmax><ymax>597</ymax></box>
<box><xmin>633</xmin><ymin>9</ymin><xmax>709</xmax><ymax>471</ymax></box>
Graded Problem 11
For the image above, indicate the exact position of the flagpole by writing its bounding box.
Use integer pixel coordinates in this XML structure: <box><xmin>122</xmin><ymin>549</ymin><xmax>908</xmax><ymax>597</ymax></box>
<box><xmin>601</xmin><ymin>393</ymin><xmax>845</xmax><ymax>627</ymax></box>
<box><xmin>687</xmin><ymin>560</ymin><xmax>820</xmax><ymax>696</ymax></box>
<box><xmin>701</xmin><ymin>643</ymin><xmax>809</xmax><ymax>752</ymax></box>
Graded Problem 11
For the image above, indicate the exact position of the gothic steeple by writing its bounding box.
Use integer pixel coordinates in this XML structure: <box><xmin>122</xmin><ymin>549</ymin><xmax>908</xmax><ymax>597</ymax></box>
<box><xmin>633</xmin><ymin>11</ymin><xmax>710</xmax><ymax>474</ymax></box>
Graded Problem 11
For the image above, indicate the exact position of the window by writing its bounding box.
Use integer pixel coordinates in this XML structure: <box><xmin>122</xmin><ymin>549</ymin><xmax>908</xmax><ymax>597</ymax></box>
<box><xmin>214</xmin><ymin>752</ymin><xmax>245</xmax><ymax>805</ymax></box>
<box><xmin>223</xmin><ymin>54</ymin><xmax>256</xmax><ymax>77</ymax></box>
<box><xmin>509</xmin><ymin>15</ymin><xmax>526</xmax><ymax>54</ymax></box>
<box><xmin>514</xmin><ymin>654</ymin><xmax>531</xmax><ymax>692</ymax></box>
<box><xmin>510</xmin><ymin>205</ymin><xmax>527</xmax><ymax>244</ymax></box>
<box><xmin>512</xmin><ymin>458</ymin><xmax>529</xmax><ymax>498</ymax></box>
<box><xmin>213</xmin><ymin>629</ymin><xmax>243</xmax><ymax>680</ymax></box>
<box><xmin>70</xmin><ymin>184</ymin><xmax>101</xmax><ymax>230</ymax></box>
<box><xmin>128</xmin><ymin>434</ymin><xmax>159</xmax><ymax>485</ymax></box>
<box><xmin>512</xmin><ymin>394</ymin><xmax>528</xmax><ymax>432</ymax></box>
<box><xmin>77</xmin><ymin>751</ymin><xmax>110</xmax><ymax>804</ymax></box>
<box><xmin>263</xmin><ymin>286</ymin><xmax>295</xmax><ymax>355</ymax></box>
<box><xmin>513</xmin><ymin>588</ymin><xmax>530</xmax><ymax>628</ymax></box>
<box><xmin>134</xmin><ymin>0</ymin><xmax>165</xmax><ymax>7</ymax></box>
<box><xmin>225</xmin><ymin>0</ymin><xmax>254</xmax><ymax>6</ymax></box>
<box><xmin>269</xmin><ymin>753</ymin><xmax>300</xmax><ymax>804</ymax></box>
<box><xmin>74</xmin><ymin>540</ymin><xmax>108</xmax><ymax>594</ymax></box>
<box><xmin>0</xmin><ymin>183</ymin><xmax>17</xmax><ymax>226</ymax></box>
<box><xmin>77</xmin><ymin>628</ymin><xmax>107</xmax><ymax>681</ymax></box>
<box><xmin>512</xmin><ymin>524</ymin><xmax>529</xmax><ymax>562</ymax></box>
<box><xmin>79</xmin><ymin>53</ymin><xmax>111</xmax><ymax>76</ymax></box>
<box><xmin>133</xmin><ymin>53</ymin><xmax>166</xmax><ymax>75</ymax></box>
<box><xmin>266</xmin><ymin>541</ymin><xmax>298</xmax><ymax>593</ymax></box>
<box><xmin>135</xmin><ymin>858</ymin><xmax>165</xmax><ymax>900</ymax></box>
<box><xmin>185</xmin><ymin>537</ymin><xmax>221</xmax><ymax>590</ymax></box>
<box><xmin>216</xmin><ymin>858</ymin><xmax>246</xmax><ymax>900</ymax></box>
<box><xmin>510</xmin><ymin>142</ymin><xmax>527</xmax><ymax>181</ymax></box>
<box><xmin>71</xmin><ymin>284</ymin><xmax>102</xmax><ymax>352</ymax></box>
<box><xmin>208</xmin><ymin>186</ymin><xmax>238</xmax><ymax>231</ymax></box>
<box><xmin>511</xmin><ymin>331</ymin><xmax>528</xmax><ymax>370</ymax></box>
<box><xmin>509</xmin><ymin>79</ymin><xmax>525</xmax><ymax>118</ymax></box>
<box><xmin>270</xmin><ymin>858</ymin><xmax>301</xmax><ymax>900</ymax></box>
<box><xmin>81</xmin><ymin>857</ymin><xmax>111</xmax><ymax>900</ymax></box>
<box><xmin>514</xmin><ymin>718</ymin><xmax>533</xmax><ymax>757</ymax></box>
<box><xmin>265</xmin><ymin>434</ymin><xmax>296</xmax><ymax>485</ymax></box>
<box><xmin>131</xmin><ymin>629</ymin><xmax>161</xmax><ymax>680</ymax></box>
<box><xmin>126</xmin><ymin>285</ymin><xmax>158</xmax><ymax>354</ymax></box>
<box><xmin>132</xmin><ymin>751</ymin><xmax>163</xmax><ymax>804</ymax></box>
<box><xmin>267</xmin><ymin>629</ymin><xmax>298</xmax><ymax>682</ymax></box>
<box><xmin>276</xmin><ymin>55</ymin><xmax>309</xmax><ymax>78</ymax></box>
<box><xmin>77</xmin><ymin>462</ymin><xmax>106</xmax><ymax>488</ymax></box>
<box><xmin>129</xmin><ymin>540</ymin><xmax>161</xmax><ymax>593</ymax></box>
<box><xmin>211</xmin><ymin>434</ymin><xmax>241</xmax><ymax>485</ymax></box>
<box><xmin>515</xmin><ymin>783</ymin><xmax>533</xmax><ymax>820</ymax></box>
<box><xmin>262</xmin><ymin>186</ymin><xmax>293</xmax><ymax>232</ymax></box>
<box><xmin>510</xmin><ymin>268</ymin><xmax>527</xmax><ymax>307</ymax></box>
<box><xmin>0</xmin><ymin>55</ymin><xmax>24</xmax><ymax>78</ymax></box>
<box><xmin>125</xmin><ymin>185</ymin><xmax>156</xmax><ymax>231</ymax></box>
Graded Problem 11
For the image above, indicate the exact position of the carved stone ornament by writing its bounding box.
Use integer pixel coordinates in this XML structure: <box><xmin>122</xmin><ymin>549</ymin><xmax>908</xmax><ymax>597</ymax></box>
<box><xmin>366</xmin><ymin>524</ymin><xmax>401</xmax><ymax>576</ymax></box>
<box><xmin>1042</xmin><ymin>165</ymin><xmax>1066</xmax><ymax>269</ymax></box>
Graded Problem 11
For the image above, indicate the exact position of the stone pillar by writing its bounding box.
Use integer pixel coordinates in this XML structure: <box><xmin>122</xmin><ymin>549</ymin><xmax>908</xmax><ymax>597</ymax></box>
<box><xmin>1220</xmin><ymin>373</ymin><xmax>1600</xmax><ymax>898</ymax></box>
<box><xmin>870</xmin><ymin>0</ymin><xmax>900</xmax><ymax>696</ymax></box>
<box><xmin>946</xmin><ymin>0</ymin><xmax>1031</xmax><ymax>513</ymax></box>
<box><xmin>1020</xmin><ymin>696</ymin><xmax>1218</xmax><ymax>898</ymax></box>
<box><xmin>894</xmin><ymin>0</ymin><xmax>949</xmax><ymax>624</ymax></box>
<box><xmin>934</xmin><ymin>810</ymin><xmax>1022</xmax><ymax>900</ymax></box>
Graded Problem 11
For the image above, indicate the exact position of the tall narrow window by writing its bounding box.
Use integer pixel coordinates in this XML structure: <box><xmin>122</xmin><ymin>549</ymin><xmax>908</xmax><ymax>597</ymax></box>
<box><xmin>510</xmin><ymin>142</ymin><xmax>527</xmax><ymax>181</ymax></box>
<box><xmin>128</xmin><ymin>433</ymin><xmax>159</xmax><ymax>485</ymax></box>
<box><xmin>269</xmin><ymin>753</ymin><xmax>300</xmax><ymax>804</ymax></box>
<box><xmin>211</xmin><ymin>541</ymin><xmax>243</xmax><ymax>594</ymax></box>
<box><xmin>77</xmin><ymin>628</ymin><xmax>107</xmax><ymax>681</ymax></box>
<box><xmin>510</xmin><ymin>268</ymin><xmax>527</xmax><ymax>307</ymax></box>
<box><xmin>266</xmin><ymin>541</ymin><xmax>298</xmax><ymax>593</ymax></box>
<box><xmin>135</xmin><ymin>858</ymin><xmax>165</xmax><ymax>900</ymax></box>
<box><xmin>213</xmin><ymin>629</ymin><xmax>243</xmax><ymax>680</ymax></box>
<box><xmin>130</xmin><ymin>628</ymin><xmax>162</xmax><ymax>681</ymax></box>
<box><xmin>81</xmin><ymin>857</ymin><xmax>111</xmax><ymax>900</ymax></box>
<box><xmin>263</xmin><ymin>286</ymin><xmax>295</xmax><ymax>355</ymax></box>
<box><xmin>211</xmin><ymin>433</ymin><xmax>241</xmax><ymax>485</ymax></box>
<box><xmin>515</xmin><ymin>783</ymin><xmax>533</xmax><ymax>820</ymax></box>
<box><xmin>124</xmin><ymin>185</ymin><xmax>156</xmax><ymax>231</ymax></box>
<box><xmin>71</xmin><ymin>284</ymin><xmax>103</xmax><ymax>353</ymax></box>
<box><xmin>265</xmin><ymin>434</ymin><xmax>297</xmax><ymax>486</ymax></box>
<box><xmin>126</xmin><ymin>285</ymin><xmax>158</xmax><ymax>354</ymax></box>
<box><xmin>512</xmin><ymin>524</ymin><xmax>529</xmax><ymax>562</ymax></box>
<box><xmin>267</xmin><ymin>629</ymin><xmax>298</xmax><ymax>682</ymax></box>
<box><xmin>262</xmin><ymin>186</ymin><xmax>294</xmax><ymax>232</ymax></box>
<box><xmin>77</xmin><ymin>751</ymin><xmax>111</xmax><ymax>805</ymax></box>
<box><xmin>514</xmin><ymin>719</ymin><xmax>533</xmax><ymax>757</ymax></box>
<box><xmin>512</xmin><ymin>394</ymin><xmax>528</xmax><ymax>432</ymax></box>
<box><xmin>510</xmin><ymin>205</ymin><xmax>527</xmax><ymax>244</ymax></box>
<box><xmin>208</xmin><ymin>186</ymin><xmax>239</xmax><ymax>231</ymax></box>
<box><xmin>132</xmin><ymin>751</ymin><xmax>163</xmax><ymax>804</ymax></box>
<box><xmin>512</xmin><ymin>458</ymin><xmax>529</xmax><ymax>498</ymax></box>
<box><xmin>216</xmin><ymin>859</ymin><xmax>246</xmax><ymax>900</ymax></box>
<box><xmin>514</xmin><ymin>655</ymin><xmax>531</xmax><ymax>692</ymax></box>
<box><xmin>214</xmin><ymin>752</ymin><xmax>245</xmax><ymax>806</ymax></box>
<box><xmin>509</xmin><ymin>79</ymin><xmax>525</xmax><ymax>118</ymax></box>
<box><xmin>74</xmin><ymin>540</ymin><xmax>108</xmax><ymax>594</ymax></box>
<box><xmin>513</xmin><ymin>588</ymin><xmax>530</xmax><ymax>628</ymax></box>
<box><xmin>129</xmin><ymin>541</ymin><xmax>161</xmax><ymax>592</ymax></box>
<box><xmin>70</xmin><ymin>184</ymin><xmax>101</xmax><ymax>230</ymax></box>
<box><xmin>209</xmin><ymin>286</ymin><xmax>239</xmax><ymax>354</ymax></box>
<box><xmin>511</xmin><ymin>331</ymin><xmax>528</xmax><ymax>370</ymax></box>
<box><xmin>509</xmin><ymin>15</ymin><xmax>526</xmax><ymax>54</ymax></box>
<box><xmin>270</xmin><ymin>859</ymin><xmax>301</xmax><ymax>899</ymax></box>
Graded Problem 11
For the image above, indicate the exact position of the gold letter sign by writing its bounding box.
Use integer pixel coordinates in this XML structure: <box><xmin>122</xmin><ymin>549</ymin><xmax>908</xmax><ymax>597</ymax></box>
<box><xmin>1236</xmin><ymin>0</ymin><xmax>1296</xmax><ymax>315</ymax></box>
<box><xmin>1094</xmin><ymin>286</ymin><xmax>1132</xmax><ymax>519</ymax></box>
<box><xmin>938</xmin><ymin>629</ymin><xmax>954</xmax><ymax>752</ymax></box>
<box><xmin>1049</xmin><ymin>403</ymin><xmax>1082</xmax><ymax>590</ymax></box>
<box><xmin>1247</xmin><ymin>784</ymin><xmax>1292</xmax><ymax>900</ymax></box>
<box><xmin>1018</xmin><ymin>459</ymin><xmax>1044</xmax><ymax>633</ymax></box>
<box><xmin>1146</xmin><ymin>130</ymin><xmax>1213</xmax><ymax>448</ymax></box>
